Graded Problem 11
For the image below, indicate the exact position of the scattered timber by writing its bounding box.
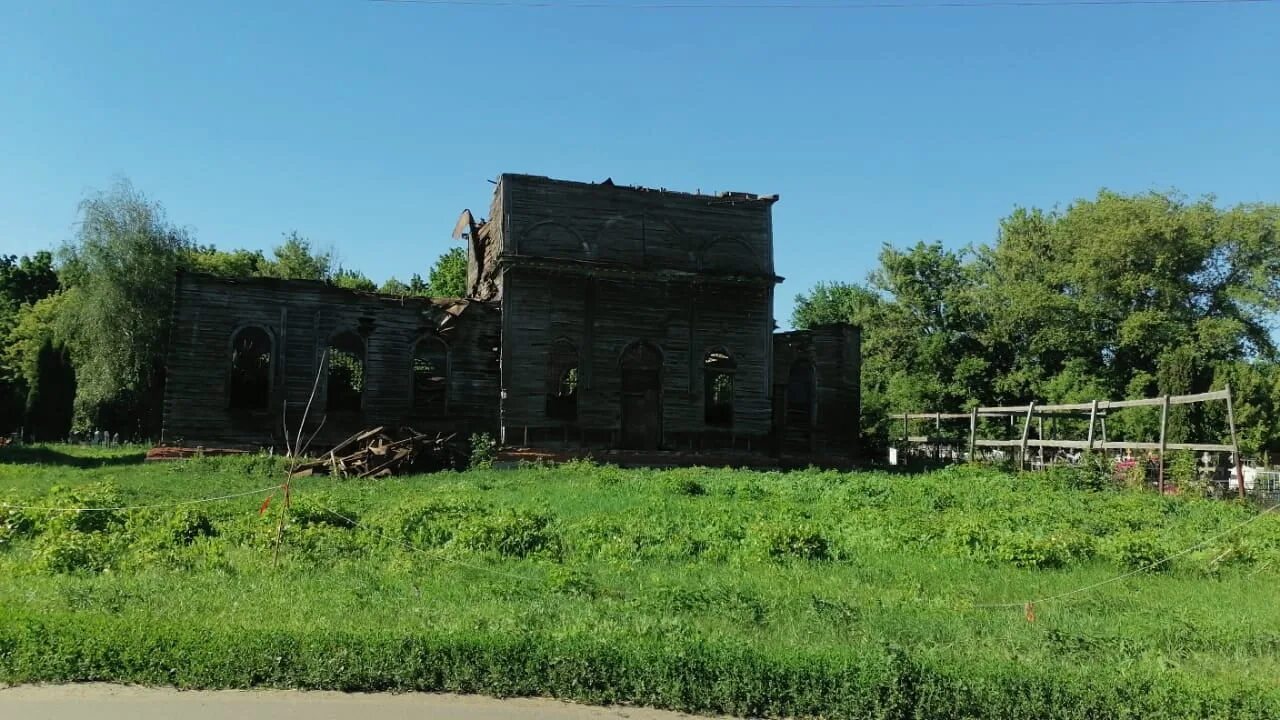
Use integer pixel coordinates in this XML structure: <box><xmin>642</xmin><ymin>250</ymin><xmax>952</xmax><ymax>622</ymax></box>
<box><xmin>288</xmin><ymin>427</ymin><xmax>465</xmax><ymax>479</ymax></box>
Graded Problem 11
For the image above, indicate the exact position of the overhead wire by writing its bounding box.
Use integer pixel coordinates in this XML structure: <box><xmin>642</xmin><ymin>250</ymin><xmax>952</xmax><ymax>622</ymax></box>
<box><xmin>972</xmin><ymin>499</ymin><xmax>1280</xmax><ymax>610</ymax></box>
<box><xmin>370</xmin><ymin>0</ymin><xmax>1277</xmax><ymax>9</ymax></box>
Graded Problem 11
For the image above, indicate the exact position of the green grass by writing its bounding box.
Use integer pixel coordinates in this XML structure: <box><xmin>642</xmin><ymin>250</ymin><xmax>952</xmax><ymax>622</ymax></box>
<box><xmin>2</xmin><ymin>445</ymin><xmax>1279</xmax><ymax>718</ymax></box>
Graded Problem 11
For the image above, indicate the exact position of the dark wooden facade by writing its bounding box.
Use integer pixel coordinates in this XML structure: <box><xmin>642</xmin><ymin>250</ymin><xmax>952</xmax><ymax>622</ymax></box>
<box><xmin>161</xmin><ymin>273</ymin><xmax>499</xmax><ymax>449</ymax></box>
<box><xmin>162</xmin><ymin>173</ymin><xmax>860</xmax><ymax>460</ymax></box>
<box><xmin>772</xmin><ymin>324</ymin><xmax>862</xmax><ymax>456</ymax></box>
<box><xmin>486</xmin><ymin>174</ymin><xmax>778</xmax><ymax>451</ymax></box>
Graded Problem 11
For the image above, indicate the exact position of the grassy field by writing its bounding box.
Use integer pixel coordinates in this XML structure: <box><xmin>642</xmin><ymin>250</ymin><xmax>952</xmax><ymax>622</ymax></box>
<box><xmin>2</xmin><ymin>444</ymin><xmax>1279</xmax><ymax>719</ymax></box>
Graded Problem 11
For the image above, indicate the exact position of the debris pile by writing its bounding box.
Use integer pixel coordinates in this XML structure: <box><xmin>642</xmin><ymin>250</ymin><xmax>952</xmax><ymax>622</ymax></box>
<box><xmin>289</xmin><ymin>427</ymin><xmax>463</xmax><ymax>478</ymax></box>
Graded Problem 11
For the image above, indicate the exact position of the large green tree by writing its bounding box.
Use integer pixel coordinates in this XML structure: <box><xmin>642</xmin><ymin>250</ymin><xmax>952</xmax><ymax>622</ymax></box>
<box><xmin>0</xmin><ymin>252</ymin><xmax>61</xmax><ymax>434</ymax></box>
<box><xmin>795</xmin><ymin>190</ymin><xmax>1280</xmax><ymax>456</ymax></box>
<box><xmin>57</xmin><ymin>179</ymin><xmax>192</xmax><ymax>436</ymax></box>
<box><xmin>427</xmin><ymin>247</ymin><xmax>467</xmax><ymax>297</ymax></box>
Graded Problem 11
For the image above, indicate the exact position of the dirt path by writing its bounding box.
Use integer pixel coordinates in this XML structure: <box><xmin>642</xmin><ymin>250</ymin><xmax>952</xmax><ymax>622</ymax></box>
<box><xmin>0</xmin><ymin>684</ymin><xmax>716</xmax><ymax>720</ymax></box>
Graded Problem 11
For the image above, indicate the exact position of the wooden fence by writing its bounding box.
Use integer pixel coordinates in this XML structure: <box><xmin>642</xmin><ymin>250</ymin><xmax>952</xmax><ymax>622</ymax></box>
<box><xmin>897</xmin><ymin>385</ymin><xmax>1248</xmax><ymax>498</ymax></box>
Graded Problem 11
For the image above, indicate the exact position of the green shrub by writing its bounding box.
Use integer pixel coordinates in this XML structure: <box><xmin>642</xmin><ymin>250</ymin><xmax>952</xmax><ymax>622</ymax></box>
<box><xmin>383</xmin><ymin>497</ymin><xmax>488</xmax><ymax>549</ymax></box>
<box><xmin>667</xmin><ymin>475</ymin><xmax>707</xmax><ymax>497</ymax></box>
<box><xmin>38</xmin><ymin>483</ymin><xmax>126</xmax><ymax>534</ymax></box>
<box><xmin>31</xmin><ymin>529</ymin><xmax>120</xmax><ymax>573</ymax></box>
<box><xmin>1103</xmin><ymin>531</ymin><xmax>1174</xmax><ymax>571</ymax></box>
<box><xmin>456</xmin><ymin>509</ymin><xmax>559</xmax><ymax>558</ymax></box>
<box><xmin>754</xmin><ymin>522</ymin><xmax>831</xmax><ymax>561</ymax></box>
<box><xmin>288</xmin><ymin>493</ymin><xmax>359</xmax><ymax>529</ymax></box>
<box><xmin>469</xmin><ymin>432</ymin><xmax>496</xmax><ymax>470</ymax></box>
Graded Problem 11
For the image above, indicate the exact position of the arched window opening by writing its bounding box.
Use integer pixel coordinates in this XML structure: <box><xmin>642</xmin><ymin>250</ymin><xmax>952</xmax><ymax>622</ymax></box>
<box><xmin>413</xmin><ymin>336</ymin><xmax>449</xmax><ymax>413</ymax></box>
<box><xmin>704</xmin><ymin>349</ymin><xmax>735</xmax><ymax>427</ymax></box>
<box><xmin>787</xmin><ymin>360</ymin><xmax>816</xmax><ymax>425</ymax></box>
<box><xmin>229</xmin><ymin>327</ymin><xmax>272</xmax><ymax>410</ymax></box>
<box><xmin>546</xmin><ymin>339</ymin><xmax>579</xmax><ymax>421</ymax></box>
<box><xmin>327</xmin><ymin>331</ymin><xmax>365</xmax><ymax>413</ymax></box>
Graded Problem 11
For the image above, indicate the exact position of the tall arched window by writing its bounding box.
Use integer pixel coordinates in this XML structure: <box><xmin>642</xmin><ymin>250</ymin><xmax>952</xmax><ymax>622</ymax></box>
<box><xmin>545</xmin><ymin>338</ymin><xmax>579</xmax><ymax>421</ymax></box>
<box><xmin>229</xmin><ymin>326</ymin><xmax>272</xmax><ymax>410</ymax></box>
<box><xmin>327</xmin><ymin>331</ymin><xmax>365</xmax><ymax>412</ymax></box>
<box><xmin>413</xmin><ymin>336</ymin><xmax>449</xmax><ymax>413</ymax></box>
<box><xmin>704</xmin><ymin>348</ymin><xmax>735</xmax><ymax>427</ymax></box>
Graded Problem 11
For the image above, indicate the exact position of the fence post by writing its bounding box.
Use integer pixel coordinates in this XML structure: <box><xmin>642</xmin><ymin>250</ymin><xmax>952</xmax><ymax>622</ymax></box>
<box><xmin>935</xmin><ymin>412</ymin><xmax>942</xmax><ymax>462</ymax></box>
<box><xmin>1019</xmin><ymin>403</ymin><xmax>1035</xmax><ymax>472</ymax></box>
<box><xmin>1225</xmin><ymin>384</ymin><xmax>1245</xmax><ymax>500</ymax></box>
<box><xmin>1086</xmin><ymin>400</ymin><xmax>1098</xmax><ymax>455</ymax></box>
<box><xmin>969</xmin><ymin>407</ymin><xmax>978</xmax><ymax>462</ymax></box>
<box><xmin>1158</xmin><ymin>394</ymin><xmax>1170</xmax><ymax>494</ymax></box>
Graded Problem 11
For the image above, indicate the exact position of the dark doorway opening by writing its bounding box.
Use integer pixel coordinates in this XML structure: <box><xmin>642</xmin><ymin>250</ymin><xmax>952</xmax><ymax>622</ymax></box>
<box><xmin>620</xmin><ymin>342</ymin><xmax>662</xmax><ymax>450</ymax></box>
<box><xmin>785</xmin><ymin>360</ymin><xmax>816</xmax><ymax>453</ymax></box>
<box><xmin>229</xmin><ymin>327</ymin><xmax>272</xmax><ymax>411</ymax></box>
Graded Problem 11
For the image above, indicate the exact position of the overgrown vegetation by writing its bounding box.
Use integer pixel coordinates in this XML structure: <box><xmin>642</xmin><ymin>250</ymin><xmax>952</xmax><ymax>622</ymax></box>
<box><xmin>2</xmin><ymin>447</ymin><xmax>1279</xmax><ymax>717</ymax></box>
<box><xmin>793</xmin><ymin>191</ymin><xmax>1280</xmax><ymax>457</ymax></box>
<box><xmin>0</xmin><ymin>180</ymin><xmax>466</xmax><ymax>441</ymax></box>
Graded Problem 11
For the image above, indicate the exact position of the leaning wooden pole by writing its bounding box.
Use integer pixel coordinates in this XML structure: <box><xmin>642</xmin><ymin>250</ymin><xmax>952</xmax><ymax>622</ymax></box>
<box><xmin>1224</xmin><ymin>384</ymin><xmax>1245</xmax><ymax>500</ymax></box>
<box><xmin>968</xmin><ymin>407</ymin><xmax>978</xmax><ymax>462</ymax></box>
<box><xmin>1157</xmin><ymin>394</ymin><xmax>1170</xmax><ymax>494</ymax></box>
<box><xmin>1019</xmin><ymin>403</ymin><xmax>1035</xmax><ymax>472</ymax></box>
<box><xmin>1085</xmin><ymin>400</ymin><xmax>1099</xmax><ymax>455</ymax></box>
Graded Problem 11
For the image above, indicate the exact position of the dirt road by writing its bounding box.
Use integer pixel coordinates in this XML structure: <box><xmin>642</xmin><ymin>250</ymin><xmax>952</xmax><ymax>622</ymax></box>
<box><xmin>0</xmin><ymin>684</ymin><xmax>713</xmax><ymax>720</ymax></box>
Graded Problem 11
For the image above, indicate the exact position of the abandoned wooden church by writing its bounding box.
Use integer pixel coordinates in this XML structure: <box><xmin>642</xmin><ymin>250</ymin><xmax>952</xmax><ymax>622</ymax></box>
<box><xmin>162</xmin><ymin>174</ymin><xmax>860</xmax><ymax>462</ymax></box>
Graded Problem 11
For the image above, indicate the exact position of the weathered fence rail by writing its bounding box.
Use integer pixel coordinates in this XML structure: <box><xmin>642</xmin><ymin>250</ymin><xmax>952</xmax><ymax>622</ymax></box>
<box><xmin>897</xmin><ymin>386</ymin><xmax>1249</xmax><ymax>499</ymax></box>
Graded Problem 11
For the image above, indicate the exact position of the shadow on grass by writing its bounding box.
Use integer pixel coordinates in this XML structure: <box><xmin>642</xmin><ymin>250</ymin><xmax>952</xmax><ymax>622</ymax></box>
<box><xmin>0</xmin><ymin>446</ymin><xmax>147</xmax><ymax>468</ymax></box>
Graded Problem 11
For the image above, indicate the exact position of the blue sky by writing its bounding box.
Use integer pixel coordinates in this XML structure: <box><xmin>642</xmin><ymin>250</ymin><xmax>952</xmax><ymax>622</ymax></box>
<box><xmin>2</xmin><ymin>0</ymin><xmax>1277</xmax><ymax>327</ymax></box>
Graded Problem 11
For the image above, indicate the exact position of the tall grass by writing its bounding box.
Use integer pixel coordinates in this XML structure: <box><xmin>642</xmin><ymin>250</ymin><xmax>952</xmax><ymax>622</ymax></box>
<box><xmin>2</xmin><ymin>447</ymin><xmax>1278</xmax><ymax>718</ymax></box>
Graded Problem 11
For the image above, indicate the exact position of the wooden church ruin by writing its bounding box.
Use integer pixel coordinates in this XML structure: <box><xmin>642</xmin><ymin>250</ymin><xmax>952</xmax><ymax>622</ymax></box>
<box><xmin>161</xmin><ymin>174</ymin><xmax>860</xmax><ymax>463</ymax></box>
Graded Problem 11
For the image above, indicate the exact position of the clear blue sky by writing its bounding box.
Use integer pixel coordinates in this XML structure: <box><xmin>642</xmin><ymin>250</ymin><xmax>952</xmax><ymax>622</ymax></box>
<box><xmin>2</xmin><ymin>0</ymin><xmax>1277</xmax><ymax>327</ymax></box>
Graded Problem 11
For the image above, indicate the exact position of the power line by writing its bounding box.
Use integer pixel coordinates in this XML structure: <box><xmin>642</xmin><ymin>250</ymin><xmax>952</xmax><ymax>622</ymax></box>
<box><xmin>972</xmin><ymin>500</ymin><xmax>1280</xmax><ymax>611</ymax></box>
<box><xmin>370</xmin><ymin>0</ymin><xmax>1276</xmax><ymax>10</ymax></box>
<box><xmin>0</xmin><ymin>483</ymin><xmax>285</xmax><ymax>512</ymax></box>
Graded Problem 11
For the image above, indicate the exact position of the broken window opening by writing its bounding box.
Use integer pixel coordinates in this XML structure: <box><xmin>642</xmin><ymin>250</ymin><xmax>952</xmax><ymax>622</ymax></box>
<box><xmin>229</xmin><ymin>326</ymin><xmax>272</xmax><ymax>411</ymax></box>
<box><xmin>327</xmin><ymin>331</ymin><xmax>365</xmax><ymax>413</ymax></box>
<box><xmin>704</xmin><ymin>348</ymin><xmax>736</xmax><ymax>427</ymax></box>
<box><xmin>413</xmin><ymin>336</ymin><xmax>449</xmax><ymax>413</ymax></box>
<box><xmin>546</xmin><ymin>338</ymin><xmax>579</xmax><ymax>421</ymax></box>
<box><xmin>787</xmin><ymin>360</ymin><xmax>816</xmax><ymax>425</ymax></box>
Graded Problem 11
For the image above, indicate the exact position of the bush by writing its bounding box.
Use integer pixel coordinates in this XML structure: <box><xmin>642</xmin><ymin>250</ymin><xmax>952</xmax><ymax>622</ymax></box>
<box><xmin>288</xmin><ymin>493</ymin><xmax>359</xmax><ymax>530</ymax></box>
<box><xmin>31</xmin><ymin>529</ymin><xmax>120</xmax><ymax>573</ymax></box>
<box><xmin>1103</xmin><ymin>531</ymin><xmax>1174</xmax><ymax>571</ymax></box>
<box><xmin>469</xmin><ymin>433</ymin><xmax>496</xmax><ymax>470</ymax></box>
<box><xmin>754</xmin><ymin>522</ymin><xmax>831</xmax><ymax>561</ymax></box>
<box><xmin>456</xmin><ymin>509</ymin><xmax>559</xmax><ymax>558</ymax></box>
<box><xmin>383</xmin><ymin>497</ymin><xmax>488</xmax><ymax>549</ymax></box>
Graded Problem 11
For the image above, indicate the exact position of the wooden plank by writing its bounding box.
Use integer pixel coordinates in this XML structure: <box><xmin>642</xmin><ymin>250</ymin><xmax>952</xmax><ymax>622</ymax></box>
<box><xmin>1168</xmin><ymin>389</ymin><xmax>1231</xmax><ymax>405</ymax></box>
<box><xmin>1026</xmin><ymin>439</ymin><xmax>1092</xmax><ymax>449</ymax></box>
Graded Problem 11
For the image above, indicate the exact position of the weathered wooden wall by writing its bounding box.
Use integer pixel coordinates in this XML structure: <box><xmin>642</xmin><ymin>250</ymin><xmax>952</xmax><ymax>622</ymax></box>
<box><xmin>492</xmin><ymin>174</ymin><xmax>779</xmax><ymax>449</ymax></box>
<box><xmin>162</xmin><ymin>273</ymin><xmax>499</xmax><ymax>450</ymax></box>
<box><xmin>773</xmin><ymin>324</ymin><xmax>861</xmax><ymax>455</ymax></box>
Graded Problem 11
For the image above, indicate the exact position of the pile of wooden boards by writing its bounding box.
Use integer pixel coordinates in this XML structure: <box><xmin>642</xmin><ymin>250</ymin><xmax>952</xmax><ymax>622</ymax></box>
<box><xmin>288</xmin><ymin>427</ymin><xmax>462</xmax><ymax>479</ymax></box>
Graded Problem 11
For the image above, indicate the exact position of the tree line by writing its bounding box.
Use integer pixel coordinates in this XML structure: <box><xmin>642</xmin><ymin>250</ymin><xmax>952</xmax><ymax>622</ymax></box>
<box><xmin>793</xmin><ymin>190</ymin><xmax>1280</xmax><ymax>458</ymax></box>
<box><xmin>4</xmin><ymin>180</ymin><xmax>1277</xmax><ymax>458</ymax></box>
<box><xmin>0</xmin><ymin>179</ymin><xmax>466</xmax><ymax>442</ymax></box>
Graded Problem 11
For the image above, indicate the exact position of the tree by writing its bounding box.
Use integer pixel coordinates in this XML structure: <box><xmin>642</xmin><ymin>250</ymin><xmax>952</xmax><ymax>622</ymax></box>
<box><xmin>427</xmin><ymin>247</ymin><xmax>467</xmax><ymax>297</ymax></box>
<box><xmin>0</xmin><ymin>251</ymin><xmax>61</xmax><ymax>434</ymax></box>
<box><xmin>57</xmin><ymin>179</ymin><xmax>192</xmax><ymax>436</ymax></box>
<box><xmin>379</xmin><ymin>273</ymin><xmax>431</xmax><ymax>297</ymax></box>
<box><xmin>257</xmin><ymin>231</ymin><xmax>332</xmax><ymax>281</ymax></box>
<box><xmin>332</xmin><ymin>267</ymin><xmax>377</xmax><ymax>292</ymax></box>
<box><xmin>182</xmin><ymin>245</ymin><xmax>266</xmax><ymax>278</ymax></box>
<box><xmin>794</xmin><ymin>189</ymin><xmax>1280</xmax><ymax>456</ymax></box>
